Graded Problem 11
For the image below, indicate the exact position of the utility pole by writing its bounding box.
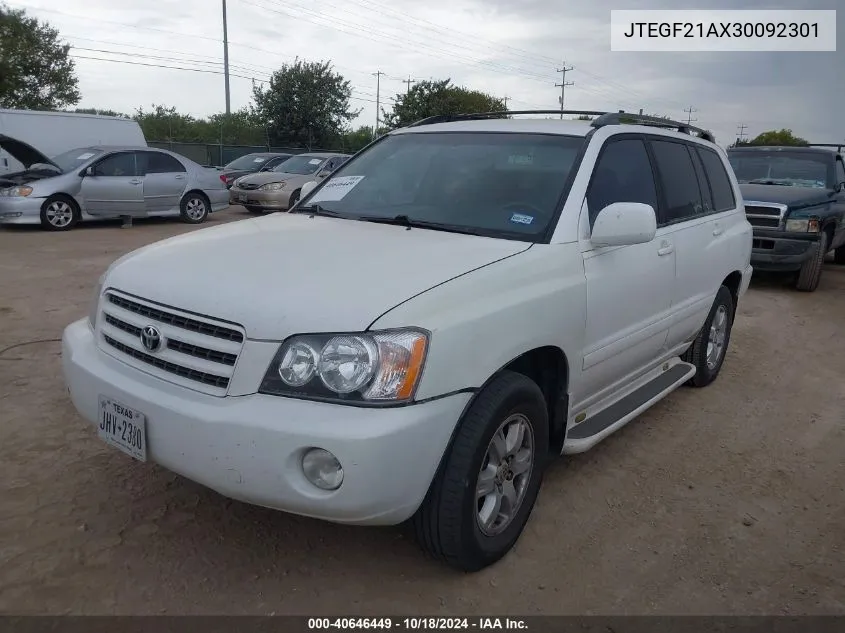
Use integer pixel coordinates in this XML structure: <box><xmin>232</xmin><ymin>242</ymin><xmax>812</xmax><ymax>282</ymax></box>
<box><xmin>503</xmin><ymin>96</ymin><xmax>511</xmax><ymax>109</ymax></box>
<box><xmin>222</xmin><ymin>0</ymin><xmax>231</xmax><ymax>115</ymax></box>
<box><xmin>736</xmin><ymin>123</ymin><xmax>748</xmax><ymax>144</ymax></box>
<box><xmin>684</xmin><ymin>106</ymin><xmax>698</xmax><ymax>125</ymax></box>
<box><xmin>555</xmin><ymin>62</ymin><xmax>574</xmax><ymax>119</ymax></box>
<box><xmin>403</xmin><ymin>75</ymin><xmax>417</xmax><ymax>95</ymax></box>
<box><xmin>372</xmin><ymin>70</ymin><xmax>386</xmax><ymax>139</ymax></box>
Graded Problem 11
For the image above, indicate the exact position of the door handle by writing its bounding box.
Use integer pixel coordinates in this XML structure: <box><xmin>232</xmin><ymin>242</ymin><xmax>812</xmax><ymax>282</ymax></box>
<box><xmin>657</xmin><ymin>242</ymin><xmax>674</xmax><ymax>256</ymax></box>
<box><xmin>713</xmin><ymin>224</ymin><xmax>724</xmax><ymax>236</ymax></box>
<box><xmin>129</xmin><ymin>179</ymin><xmax>142</xmax><ymax>185</ymax></box>
<box><xmin>174</xmin><ymin>174</ymin><xmax>185</xmax><ymax>180</ymax></box>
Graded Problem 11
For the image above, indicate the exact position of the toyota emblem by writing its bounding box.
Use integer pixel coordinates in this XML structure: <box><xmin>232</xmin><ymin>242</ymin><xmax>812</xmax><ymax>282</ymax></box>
<box><xmin>140</xmin><ymin>325</ymin><xmax>163</xmax><ymax>352</ymax></box>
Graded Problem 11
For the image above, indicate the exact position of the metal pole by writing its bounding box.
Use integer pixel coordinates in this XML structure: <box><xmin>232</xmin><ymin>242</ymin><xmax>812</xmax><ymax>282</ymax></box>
<box><xmin>372</xmin><ymin>70</ymin><xmax>385</xmax><ymax>139</ymax></box>
<box><xmin>222</xmin><ymin>0</ymin><xmax>231</xmax><ymax>115</ymax></box>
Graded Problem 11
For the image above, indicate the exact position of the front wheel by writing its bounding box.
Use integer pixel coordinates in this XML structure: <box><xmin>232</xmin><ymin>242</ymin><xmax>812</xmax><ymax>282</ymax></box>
<box><xmin>288</xmin><ymin>189</ymin><xmax>301</xmax><ymax>209</ymax></box>
<box><xmin>682</xmin><ymin>285</ymin><xmax>735</xmax><ymax>388</ymax></box>
<box><xmin>794</xmin><ymin>232</ymin><xmax>827</xmax><ymax>291</ymax></box>
<box><xmin>412</xmin><ymin>371</ymin><xmax>549</xmax><ymax>572</ymax></box>
<box><xmin>180</xmin><ymin>192</ymin><xmax>209</xmax><ymax>224</ymax></box>
<box><xmin>40</xmin><ymin>195</ymin><xmax>79</xmax><ymax>231</ymax></box>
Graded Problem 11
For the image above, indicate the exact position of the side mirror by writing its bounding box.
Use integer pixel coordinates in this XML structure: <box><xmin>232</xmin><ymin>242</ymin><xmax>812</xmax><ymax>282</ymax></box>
<box><xmin>590</xmin><ymin>202</ymin><xmax>657</xmax><ymax>247</ymax></box>
<box><xmin>300</xmin><ymin>180</ymin><xmax>319</xmax><ymax>198</ymax></box>
<box><xmin>81</xmin><ymin>166</ymin><xmax>94</xmax><ymax>177</ymax></box>
<box><xmin>316</xmin><ymin>170</ymin><xmax>331</xmax><ymax>179</ymax></box>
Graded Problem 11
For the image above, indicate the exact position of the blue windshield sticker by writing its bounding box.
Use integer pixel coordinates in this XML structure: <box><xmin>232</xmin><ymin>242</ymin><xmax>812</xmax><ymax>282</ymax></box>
<box><xmin>510</xmin><ymin>213</ymin><xmax>534</xmax><ymax>225</ymax></box>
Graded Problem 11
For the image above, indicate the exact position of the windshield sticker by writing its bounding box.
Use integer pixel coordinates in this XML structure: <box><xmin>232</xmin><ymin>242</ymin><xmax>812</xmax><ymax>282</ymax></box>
<box><xmin>510</xmin><ymin>213</ymin><xmax>534</xmax><ymax>225</ymax></box>
<box><xmin>508</xmin><ymin>154</ymin><xmax>534</xmax><ymax>166</ymax></box>
<box><xmin>310</xmin><ymin>176</ymin><xmax>365</xmax><ymax>202</ymax></box>
<box><xmin>76</xmin><ymin>152</ymin><xmax>95</xmax><ymax>160</ymax></box>
<box><xmin>253</xmin><ymin>157</ymin><xmax>266</xmax><ymax>163</ymax></box>
<box><xmin>308</xmin><ymin>158</ymin><xmax>323</xmax><ymax>165</ymax></box>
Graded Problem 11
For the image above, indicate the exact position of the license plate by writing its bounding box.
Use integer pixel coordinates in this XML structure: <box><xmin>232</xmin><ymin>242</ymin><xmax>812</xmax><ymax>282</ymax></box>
<box><xmin>97</xmin><ymin>396</ymin><xmax>147</xmax><ymax>462</ymax></box>
<box><xmin>237</xmin><ymin>193</ymin><xmax>247</xmax><ymax>202</ymax></box>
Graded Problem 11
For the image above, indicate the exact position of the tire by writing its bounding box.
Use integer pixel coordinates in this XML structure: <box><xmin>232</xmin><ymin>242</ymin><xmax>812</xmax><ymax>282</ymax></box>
<box><xmin>412</xmin><ymin>371</ymin><xmax>549</xmax><ymax>572</ymax></box>
<box><xmin>39</xmin><ymin>195</ymin><xmax>79</xmax><ymax>231</ymax></box>
<box><xmin>682</xmin><ymin>285</ymin><xmax>735</xmax><ymax>388</ymax></box>
<box><xmin>834</xmin><ymin>245</ymin><xmax>845</xmax><ymax>265</ymax></box>
<box><xmin>288</xmin><ymin>189</ymin><xmax>301</xmax><ymax>209</ymax></box>
<box><xmin>794</xmin><ymin>232</ymin><xmax>827</xmax><ymax>292</ymax></box>
<box><xmin>180</xmin><ymin>192</ymin><xmax>210</xmax><ymax>224</ymax></box>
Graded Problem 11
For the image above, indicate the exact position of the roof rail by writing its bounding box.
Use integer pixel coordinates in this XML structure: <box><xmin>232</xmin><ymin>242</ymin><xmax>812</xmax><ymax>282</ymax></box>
<box><xmin>809</xmin><ymin>143</ymin><xmax>843</xmax><ymax>152</ymax></box>
<box><xmin>405</xmin><ymin>109</ymin><xmax>716</xmax><ymax>142</ymax></box>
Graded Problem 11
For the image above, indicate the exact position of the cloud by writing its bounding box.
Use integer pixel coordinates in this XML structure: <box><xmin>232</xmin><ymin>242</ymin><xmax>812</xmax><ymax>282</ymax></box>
<box><xmin>9</xmin><ymin>0</ymin><xmax>843</xmax><ymax>145</ymax></box>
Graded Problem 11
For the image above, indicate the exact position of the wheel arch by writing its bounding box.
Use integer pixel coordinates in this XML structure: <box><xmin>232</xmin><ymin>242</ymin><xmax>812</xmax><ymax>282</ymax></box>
<box><xmin>721</xmin><ymin>270</ymin><xmax>743</xmax><ymax>318</ymax></box>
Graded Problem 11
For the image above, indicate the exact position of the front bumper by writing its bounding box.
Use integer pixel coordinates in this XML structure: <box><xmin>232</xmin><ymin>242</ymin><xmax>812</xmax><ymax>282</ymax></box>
<box><xmin>750</xmin><ymin>230</ymin><xmax>820</xmax><ymax>272</ymax></box>
<box><xmin>0</xmin><ymin>196</ymin><xmax>43</xmax><ymax>224</ymax></box>
<box><xmin>229</xmin><ymin>186</ymin><xmax>294</xmax><ymax>210</ymax></box>
<box><xmin>61</xmin><ymin>319</ymin><xmax>470</xmax><ymax>525</ymax></box>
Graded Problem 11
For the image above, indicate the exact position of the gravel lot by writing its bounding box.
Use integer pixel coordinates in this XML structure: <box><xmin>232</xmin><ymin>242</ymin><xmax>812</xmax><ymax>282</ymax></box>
<box><xmin>1</xmin><ymin>208</ymin><xmax>843</xmax><ymax>615</ymax></box>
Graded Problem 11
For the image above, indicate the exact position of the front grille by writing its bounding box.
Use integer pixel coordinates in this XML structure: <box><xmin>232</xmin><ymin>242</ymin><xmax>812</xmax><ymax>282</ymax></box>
<box><xmin>753</xmin><ymin>238</ymin><xmax>775</xmax><ymax>250</ymax></box>
<box><xmin>103</xmin><ymin>335</ymin><xmax>229</xmax><ymax>389</ymax></box>
<box><xmin>744</xmin><ymin>202</ymin><xmax>786</xmax><ymax>230</ymax></box>
<box><xmin>107</xmin><ymin>294</ymin><xmax>242</xmax><ymax>342</ymax></box>
<box><xmin>238</xmin><ymin>182</ymin><xmax>261</xmax><ymax>190</ymax></box>
<box><xmin>99</xmin><ymin>291</ymin><xmax>245</xmax><ymax>396</ymax></box>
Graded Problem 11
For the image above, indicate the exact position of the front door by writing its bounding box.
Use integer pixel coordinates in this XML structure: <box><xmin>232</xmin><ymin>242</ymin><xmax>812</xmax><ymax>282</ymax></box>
<box><xmin>139</xmin><ymin>151</ymin><xmax>187</xmax><ymax>213</ymax></box>
<box><xmin>575</xmin><ymin>136</ymin><xmax>675</xmax><ymax>408</ymax></box>
<box><xmin>80</xmin><ymin>151</ymin><xmax>145</xmax><ymax>216</ymax></box>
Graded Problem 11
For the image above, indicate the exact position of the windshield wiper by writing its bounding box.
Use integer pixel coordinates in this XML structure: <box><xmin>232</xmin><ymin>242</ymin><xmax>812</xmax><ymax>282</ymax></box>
<box><xmin>289</xmin><ymin>204</ymin><xmax>347</xmax><ymax>218</ymax></box>
<box><xmin>357</xmin><ymin>214</ymin><xmax>483</xmax><ymax>236</ymax></box>
<box><xmin>747</xmin><ymin>178</ymin><xmax>794</xmax><ymax>186</ymax></box>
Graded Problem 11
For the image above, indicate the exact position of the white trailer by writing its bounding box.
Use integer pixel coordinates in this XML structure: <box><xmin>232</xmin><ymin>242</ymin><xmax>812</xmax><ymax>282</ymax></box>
<box><xmin>0</xmin><ymin>109</ymin><xmax>147</xmax><ymax>174</ymax></box>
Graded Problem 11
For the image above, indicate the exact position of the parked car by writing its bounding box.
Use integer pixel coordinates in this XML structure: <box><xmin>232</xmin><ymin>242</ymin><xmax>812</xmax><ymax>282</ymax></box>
<box><xmin>0</xmin><ymin>135</ymin><xmax>229</xmax><ymax>231</ymax></box>
<box><xmin>0</xmin><ymin>108</ymin><xmax>147</xmax><ymax>176</ymax></box>
<box><xmin>218</xmin><ymin>152</ymin><xmax>293</xmax><ymax>189</ymax></box>
<box><xmin>229</xmin><ymin>152</ymin><xmax>349</xmax><ymax>213</ymax></box>
<box><xmin>727</xmin><ymin>144</ymin><xmax>845</xmax><ymax>291</ymax></box>
<box><xmin>62</xmin><ymin>111</ymin><xmax>752</xmax><ymax>572</ymax></box>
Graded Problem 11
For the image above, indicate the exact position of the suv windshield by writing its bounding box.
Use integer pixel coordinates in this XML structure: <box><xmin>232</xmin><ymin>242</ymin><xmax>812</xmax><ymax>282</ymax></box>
<box><xmin>302</xmin><ymin>132</ymin><xmax>585</xmax><ymax>240</ymax></box>
<box><xmin>225</xmin><ymin>154</ymin><xmax>274</xmax><ymax>170</ymax></box>
<box><xmin>50</xmin><ymin>148</ymin><xmax>105</xmax><ymax>173</ymax></box>
<box><xmin>274</xmin><ymin>155</ymin><xmax>327</xmax><ymax>174</ymax></box>
<box><xmin>728</xmin><ymin>151</ymin><xmax>832</xmax><ymax>188</ymax></box>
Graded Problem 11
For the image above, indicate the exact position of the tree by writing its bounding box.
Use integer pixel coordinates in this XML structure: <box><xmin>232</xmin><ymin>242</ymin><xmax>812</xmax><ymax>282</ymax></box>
<box><xmin>748</xmin><ymin>129</ymin><xmax>809</xmax><ymax>147</ymax></box>
<box><xmin>339</xmin><ymin>126</ymin><xmax>377</xmax><ymax>153</ymax></box>
<box><xmin>0</xmin><ymin>3</ymin><xmax>80</xmax><ymax>110</ymax></box>
<box><xmin>70</xmin><ymin>107</ymin><xmax>130</xmax><ymax>118</ymax></box>
<box><xmin>252</xmin><ymin>59</ymin><xmax>359</xmax><ymax>149</ymax></box>
<box><xmin>382</xmin><ymin>79</ymin><xmax>505</xmax><ymax>129</ymax></box>
<box><xmin>206</xmin><ymin>109</ymin><xmax>267</xmax><ymax>146</ymax></box>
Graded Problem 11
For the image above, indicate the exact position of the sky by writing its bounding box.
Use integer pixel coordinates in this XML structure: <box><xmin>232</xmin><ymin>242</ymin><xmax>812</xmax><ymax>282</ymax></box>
<box><xmin>8</xmin><ymin>0</ymin><xmax>844</xmax><ymax>148</ymax></box>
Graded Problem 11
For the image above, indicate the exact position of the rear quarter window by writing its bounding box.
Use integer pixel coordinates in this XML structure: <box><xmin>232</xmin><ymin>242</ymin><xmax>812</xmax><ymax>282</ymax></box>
<box><xmin>697</xmin><ymin>147</ymin><xmax>737</xmax><ymax>212</ymax></box>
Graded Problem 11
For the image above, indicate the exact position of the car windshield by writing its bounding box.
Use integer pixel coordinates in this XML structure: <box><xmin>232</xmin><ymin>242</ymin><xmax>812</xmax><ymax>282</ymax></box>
<box><xmin>301</xmin><ymin>132</ymin><xmax>586</xmax><ymax>240</ymax></box>
<box><xmin>728</xmin><ymin>151</ymin><xmax>832</xmax><ymax>188</ymax></box>
<box><xmin>50</xmin><ymin>148</ymin><xmax>105</xmax><ymax>173</ymax></box>
<box><xmin>274</xmin><ymin>155</ymin><xmax>327</xmax><ymax>174</ymax></box>
<box><xmin>225</xmin><ymin>154</ymin><xmax>273</xmax><ymax>170</ymax></box>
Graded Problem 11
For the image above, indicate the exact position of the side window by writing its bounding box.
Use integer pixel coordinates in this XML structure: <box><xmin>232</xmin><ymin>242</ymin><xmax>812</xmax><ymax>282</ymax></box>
<box><xmin>92</xmin><ymin>152</ymin><xmax>138</xmax><ymax>177</ymax></box>
<box><xmin>835</xmin><ymin>158</ymin><xmax>845</xmax><ymax>187</ymax></box>
<box><xmin>689</xmin><ymin>147</ymin><xmax>714</xmax><ymax>214</ymax></box>
<box><xmin>586</xmin><ymin>138</ymin><xmax>658</xmax><ymax>226</ymax></box>
<box><xmin>697</xmin><ymin>147</ymin><xmax>737</xmax><ymax>212</ymax></box>
<box><xmin>650</xmin><ymin>140</ymin><xmax>705</xmax><ymax>224</ymax></box>
<box><xmin>144</xmin><ymin>151</ymin><xmax>186</xmax><ymax>174</ymax></box>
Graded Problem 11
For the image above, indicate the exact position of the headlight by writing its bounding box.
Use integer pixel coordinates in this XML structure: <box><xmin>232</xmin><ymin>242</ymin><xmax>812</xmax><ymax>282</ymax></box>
<box><xmin>260</xmin><ymin>329</ymin><xmax>429</xmax><ymax>403</ymax></box>
<box><xmin>785</xmin><ymin>218</ymin><xmax>820</xmax><ymax>233</ymax></box>
<box><xmin>88</xmin><ymin>273</ymin><xmax>106</xmax><ymax>329</ymax></box>
<box><xmin>260</xmin><ymin>181</ymin><xmax>286</xmax><ymax>191</ymax></box>
<box><xmin>0</xmin><ymin>186</ymin><xmax>33</xmax><ymax>197</ymax></box>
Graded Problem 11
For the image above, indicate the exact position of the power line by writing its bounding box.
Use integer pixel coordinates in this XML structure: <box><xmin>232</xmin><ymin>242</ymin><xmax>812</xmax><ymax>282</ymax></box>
<box><xmin>684</xmin><ymin>106</ymin><xmax>698</xmax><ymax>124</ymax></box>
<box><xmin>555</xmin><ymin>62</ymin><xmax>574</xmax><ymax>119</ymax></box>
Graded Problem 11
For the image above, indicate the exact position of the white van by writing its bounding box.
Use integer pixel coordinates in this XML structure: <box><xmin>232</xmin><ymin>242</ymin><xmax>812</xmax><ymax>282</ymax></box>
<box><xmin>0</xmin><ymin>109</ymin><xmax>146</xmax><ymax>174</ymax></box>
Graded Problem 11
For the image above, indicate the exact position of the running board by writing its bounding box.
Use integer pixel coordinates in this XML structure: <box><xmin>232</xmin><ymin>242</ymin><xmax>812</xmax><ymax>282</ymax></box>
<box><xmin>563</xmin><ymin>361</ymin><xmax>697</xmax><ymax>454</ymax></box>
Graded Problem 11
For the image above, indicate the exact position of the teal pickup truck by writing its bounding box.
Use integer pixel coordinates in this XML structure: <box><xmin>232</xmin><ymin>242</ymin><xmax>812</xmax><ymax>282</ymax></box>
<box><xmin>727</xmin><ymin>145</ymin><xmax>845</xmax><ymax>292</ymax></box>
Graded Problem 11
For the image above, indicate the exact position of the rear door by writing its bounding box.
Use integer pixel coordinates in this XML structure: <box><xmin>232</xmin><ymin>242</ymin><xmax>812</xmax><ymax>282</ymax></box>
<box><xmin>80</xmin><ymin>151</ymin><xmax>145</xmax><ymax>216</ymax></box>
<box><xmin>139</xmin><ymin>151</ymin><xmax>187</xmax><ymax>213</ymax></box>
<box><xmin>832</xmin><ymin>157</ymin><xmax>845</xmax><ymax>249</ymax></box>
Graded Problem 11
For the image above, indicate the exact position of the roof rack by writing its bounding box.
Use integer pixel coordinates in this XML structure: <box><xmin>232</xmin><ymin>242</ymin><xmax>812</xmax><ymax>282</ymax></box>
<box><xmin>810</xmin><ymin>143</ymin><xmax>843</xmax><ymax>152</ymax></box>
<box><xmin>406</xmin><ymin>109</ymin><xmax>716</xmax><ymax>143</ymax></box>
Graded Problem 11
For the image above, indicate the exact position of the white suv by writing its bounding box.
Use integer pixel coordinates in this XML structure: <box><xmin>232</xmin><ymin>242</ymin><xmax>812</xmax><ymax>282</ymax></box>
<box><xmin>62</xmin><ymin>111</ymin><xmax>753</xmax><ymax>572</ymax></box>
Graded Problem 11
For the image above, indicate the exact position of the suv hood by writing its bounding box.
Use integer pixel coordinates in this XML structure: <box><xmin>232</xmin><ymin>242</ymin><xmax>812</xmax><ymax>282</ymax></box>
<box><xmin>105</xmin><ymin>213</ymin><xmax>531</xmax><ymax>339</ymax></box>
<box><xmin>740</xmin><ymin>183</ymin><xmax>834</xmax><ymax>210</ymax></box>
<box><xmin>236</xmin><ymin>171</ymin><xmax>312</xmax><ymax>187</ymax></box>
<box><xmin>0</xmin><ymin>134</ymin><xmax>60</xmax><ymax>170</ymax></box>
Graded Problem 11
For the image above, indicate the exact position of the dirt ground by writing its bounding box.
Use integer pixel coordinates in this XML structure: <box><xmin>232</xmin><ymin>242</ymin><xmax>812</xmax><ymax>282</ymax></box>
<box><xmin>1</xmin><ymin>208</ymin><xmax>843</xmax><ymax>616</ymax></box>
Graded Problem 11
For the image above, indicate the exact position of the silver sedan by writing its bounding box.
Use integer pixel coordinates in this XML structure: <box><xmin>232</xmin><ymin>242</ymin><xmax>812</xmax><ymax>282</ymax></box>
<box><xmin>0</xmin><ymin>136</ymin><xmax>230</xmax><ymax>231</ymax></box>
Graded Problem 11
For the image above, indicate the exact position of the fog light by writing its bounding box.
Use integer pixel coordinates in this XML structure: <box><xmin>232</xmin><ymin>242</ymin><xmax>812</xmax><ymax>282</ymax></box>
<box><xmin>302</xmin><ymin>448</ymin><xmax>344</xmax><ymax>490</ymax></box>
